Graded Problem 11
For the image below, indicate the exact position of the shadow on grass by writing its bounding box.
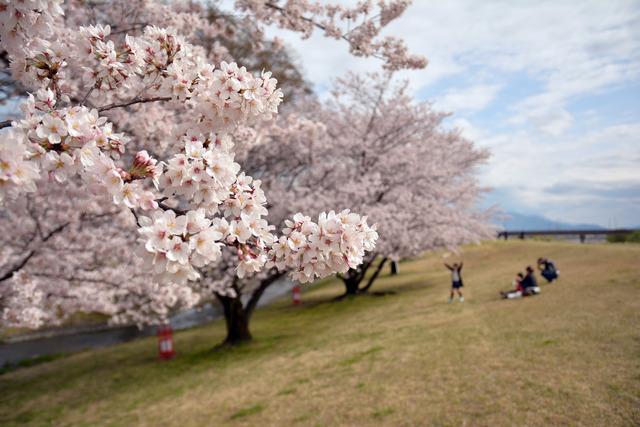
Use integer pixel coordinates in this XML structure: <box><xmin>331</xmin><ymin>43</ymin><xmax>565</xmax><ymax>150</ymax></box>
<box><xmin>297</xmin><ymin>273</ymin><xmax>439</xmax><ymax>309</ymax></box>
<box><xmin>207</xmin><ymin>333</ymin><xmax>291</xmax><ymax>356</ymax></box>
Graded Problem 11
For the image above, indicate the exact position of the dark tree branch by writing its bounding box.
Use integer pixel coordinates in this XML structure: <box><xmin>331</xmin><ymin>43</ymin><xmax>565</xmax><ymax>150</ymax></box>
<box><xmin>0</xmin><ymin>208</ymin><xmax>115</xmax><ymax>284</ymax></box>
<box><xmin>41</xmin><ymin>221</ymin><xmax>71</xmax><ymax>242</ymax></box>
<box><xmin>157</xmin><ymin>201</ymin><xmax>188</xmax><ymax>216</ymax></box>
<box><xmin>80</xmin><ymin>87</ymin><xmax>95</xmax><ymax>106</ymax></box>
<box><xmin>263</xmin><ymin>2</ymin><xmax>387</xmax><ymax>62</ymax></box>
<box><xmin>0</xmin><ymin>220</ymin><xmax>69</xmax><ymax>283</ymax></box>
<box><xmin>98</xmin><ymin>96</ymin><xmax>172</xmax><ymax>112</ymax></box>
<box><xmin>356</xmin><ymin>255</ymin><xmax>376</xmax><ymax>284</ymax></box>
<box><xmin>360</xmin><ymin>257</ymin><xmax>388</xmax><ymax>293</ymax></box>
<box><xmin>129</xmin><ymin>208</ymin><xmax>141</xmax><ymax>227</ymax></box>
<box><xmin>0</xmin><ymin>250</ymin><xmax>36</xmax><ymax>283</ymax></box>
<box><xmin>244</xmin><ymin>270</ymin><xmax>286</xmax><ymax>317</ymax></box>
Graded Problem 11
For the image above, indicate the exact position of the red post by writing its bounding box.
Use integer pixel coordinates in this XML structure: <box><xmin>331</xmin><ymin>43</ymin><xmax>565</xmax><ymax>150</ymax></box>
<box><xmin>157</xmin><ymin>323</ymin><xmax>175</xmax><ymax>360</ymax></box>
<box><xmin>292</xmin><ymin>284</ymin><xmax>301</xmax><ymax>305</ymax></box>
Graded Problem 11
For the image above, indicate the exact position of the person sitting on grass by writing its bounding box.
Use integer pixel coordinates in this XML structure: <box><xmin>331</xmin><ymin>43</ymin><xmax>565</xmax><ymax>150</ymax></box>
<box><xmin>537</xmin><ymin>257</ymin><xmax>559</xmax><ymax>283</ymax></box>
<box><xmin>445</xmin><ymin>261</ymin><xmax>464</xmax><ymax>303</ymax></box>
<box><xmin>500</xmin><ymin>272</ymin><xmax>525</xmax><ymax>299</ymax></box>
<box><xmin>521</xmin><ymin>266</ymin><xmax>541</xmax><ymax>296</ymax></box>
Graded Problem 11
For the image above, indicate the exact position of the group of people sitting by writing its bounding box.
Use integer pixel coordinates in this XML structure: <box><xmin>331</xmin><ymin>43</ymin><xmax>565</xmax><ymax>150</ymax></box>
<box><xmin>500</xmin><ymin>257</ymin><xmax>559</xmax><ymax>300</ymax></box>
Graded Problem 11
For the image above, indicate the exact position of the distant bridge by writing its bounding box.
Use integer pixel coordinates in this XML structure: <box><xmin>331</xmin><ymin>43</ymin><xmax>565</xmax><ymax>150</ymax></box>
<box><xmin>497</xmin><ymin>228</ymin><xmax>639</xmax><ymax>243</ymax></box>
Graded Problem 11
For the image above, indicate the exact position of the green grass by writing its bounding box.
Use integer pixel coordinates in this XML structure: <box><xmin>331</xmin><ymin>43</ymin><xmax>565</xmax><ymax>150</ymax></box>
<box><xmin>0</xmin><ymin>353</ymin><xmax>68</xmax><ymax>375</ymax></box>
<box><xmin>229</xmin><ymin>403</ymin><xmax>265</xmax><ymax>420</ymax></box>
<box><xmin>0</xmin><ymin>241</ymin><xmax>639</xmax><ymax>426</ymax></box>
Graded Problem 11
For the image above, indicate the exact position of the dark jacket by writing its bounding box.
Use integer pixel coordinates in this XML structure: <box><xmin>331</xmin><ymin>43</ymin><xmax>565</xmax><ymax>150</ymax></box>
<box><xmin>521</xmin><ymin>272</ymin><xmax>538</xmax><ymax>288</ymax></box>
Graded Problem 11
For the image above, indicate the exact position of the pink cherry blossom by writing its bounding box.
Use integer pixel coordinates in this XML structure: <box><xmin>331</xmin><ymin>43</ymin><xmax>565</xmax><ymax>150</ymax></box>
<box><xmin>0</xmin><ymin>0</ymin><xmax>446</xmax><ymax>336</ymax></box>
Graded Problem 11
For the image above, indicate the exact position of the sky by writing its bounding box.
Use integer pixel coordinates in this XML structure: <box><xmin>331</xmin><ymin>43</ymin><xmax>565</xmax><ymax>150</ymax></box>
<box><xmin>242</xmin><ymin>0</ymin><xmax>640</xmax><ymax>227</ymax></box>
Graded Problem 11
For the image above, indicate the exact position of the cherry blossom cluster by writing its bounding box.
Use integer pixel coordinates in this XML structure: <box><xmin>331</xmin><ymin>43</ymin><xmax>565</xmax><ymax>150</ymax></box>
<box><xmin>77</xmin><ymin>24</ymin><xmax>138</xmax><ymax>91</ymax></box>
<box><xmin>1</xmin><ymin>32</ymin><xmax>376</xmax><ymax>298</ymax></box>
<box><xmin>0</xmin><ymin>1</ymin><xmax>391</xmax><ymax>329</ymax></box>
<box><xmin>0</xmin><ymin>271</ymin><xmax>50</xmax><ymax>328</ymax></box>
<box><xmin>268</xmin><ymin>211</ymin><xmax>378</xmax><ymax>283</ymax></box>
<box><xmin>161</xmin><ymin>132</ymin><xmax>240</xmax><ymax>212</ymax></box>
<box><xmin>5</xmin><ymin>88</ymin><xmax>160</xmax><ymax>210</ymax></box>
<box><xmin>0</xmin><ymin>0</ymin><xmax>64</xmax><ymax>57</ymax></box>
<box><xmin>20</xmin><ymin>39</ymin><xmax>68</xmax><ymax>94</ymax></box>
<box><xmin>11</xmin><ymin>21</ymin><xmax>283</xmax><ymax>130</ymax></box>
<box><xmin>189</xmin><ymin>61</ymin><xmax>283</xmax><ymax>131</ymax></box>
<box><xmin>73</xmin><ymin>25</ymin><xmax>284</xmax><ymax>126</ymax></box>
<box><xmin>141</xmin><ymin>170</ymin><xmax>274</xmax><ymax>284</ymax></box>
<box><xmin>0</xmin><ymin>127</ymin><xmax>39</xmax><ymax>202</ymax></box>
<box><xmin>221</xmin><ymin>173</ymin><xmax>274</xmax><ymax>278</ymax></box>
<box><xmin>136</xmin><ymin>25</ymin><xmax>193</xmax><ymax>95</ymax></box>
<box><xmin>138</xmin><ymin>209</ymin><xmax>225</xmax><ymax>285</ymax></box>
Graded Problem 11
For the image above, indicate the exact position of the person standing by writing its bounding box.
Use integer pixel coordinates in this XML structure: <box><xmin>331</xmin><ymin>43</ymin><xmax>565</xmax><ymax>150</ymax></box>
<box><xmin>445</xmin><ymin>262</ymin><xmax>464</xmax><ymax>303</ymax></box>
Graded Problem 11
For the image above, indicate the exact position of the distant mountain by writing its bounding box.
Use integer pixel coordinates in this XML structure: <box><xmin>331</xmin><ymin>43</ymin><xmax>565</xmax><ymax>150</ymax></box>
<box><xmin>495</xmin><ymin>212</ymin><xmax>606</xmax><ymax>231</ymax></box>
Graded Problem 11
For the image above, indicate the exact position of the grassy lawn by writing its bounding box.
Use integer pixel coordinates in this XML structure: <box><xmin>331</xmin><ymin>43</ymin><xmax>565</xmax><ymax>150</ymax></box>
<box><xmin>1</xmin><ymin>241</ymin><xmax>639</xmax><ymax>426</ymax></box>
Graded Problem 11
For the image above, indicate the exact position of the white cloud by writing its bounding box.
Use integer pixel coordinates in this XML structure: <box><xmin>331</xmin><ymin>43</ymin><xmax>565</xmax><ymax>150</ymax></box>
<box><xmin>475</xmin><ymin>122</ymin><xmax>640</xmax><ymax>225</ymax></box>
<box><xmin>509</xmin><ymin>93</ymin><xmax>574</xmax><ymax>136</ymax></box>
<box><xmin>232</xmin><ymin>0</ymin><xmax>640</xmax><ymax>226</ymax></box>
<box><xmin>437</xmin><ymin>84</ymin><xmax>502</xmax><ymax>113</ymax></box>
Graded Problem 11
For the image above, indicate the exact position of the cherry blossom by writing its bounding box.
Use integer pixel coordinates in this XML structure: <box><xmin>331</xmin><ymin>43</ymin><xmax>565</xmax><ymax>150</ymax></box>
<box><xmin>0</xmin><ymin>0</ymin><xmax>391</xmax><ymax>335</ymax></box>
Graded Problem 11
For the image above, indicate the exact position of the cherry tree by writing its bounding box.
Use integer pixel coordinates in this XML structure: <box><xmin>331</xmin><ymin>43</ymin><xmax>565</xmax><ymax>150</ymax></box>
<box><xmin>0</xmin><ymin>1</ymin><xmax>425</xmax><ymax>340</ymax></box>
<box><xmin>245</xmin><ymin>73</ymin><xmax>495</xmax><ymax>297</ymax></box>
<box><xmin>190</xmin><ymin>70</ymin><xmax>495</xmax><ymax>343</ymax></box>
<box><xmin>0</xmin><ymin>181</ymin><xmax>202</xmax><ymax>328</ymax></box>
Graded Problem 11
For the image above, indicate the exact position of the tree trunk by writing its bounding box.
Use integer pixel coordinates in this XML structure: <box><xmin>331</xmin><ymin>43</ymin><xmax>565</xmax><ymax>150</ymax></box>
<box><xmin>219</xmin><ymin>296</ymin><xmax>252</xmax><ymax>345</ymax></box>
<box><xmin>390</xmin><ymin>260</ymin><xmax>399</xmax><ymax>275</ymax></box>
<box><xmin>343</xmin><ymin>275</ymin><xmax>361</xmax><ymax>295</ymax></box>
<box><xmin>339</xmin><ymin>255</ymin><xmax>377</xmax><ymax>297</ymax></box>
<box><xmin>215</xmin><ymin>271</ymin><xmax>284</xmax><ymax>346</ymax></box>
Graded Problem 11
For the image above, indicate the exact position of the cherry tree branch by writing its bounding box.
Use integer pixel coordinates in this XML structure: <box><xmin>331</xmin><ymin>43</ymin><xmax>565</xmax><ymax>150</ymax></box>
<box><xmin>157</xmin><ymin>201</ymin><xmax>188</xmax><ymax>216</ymax></box>
<box><xmin>263</xmin><ymin>2</ymin><xmax>386</xmax><ymax>62</ymax></box>
<box><xmin>0</xmin><ymin>250</ymin><xmax>37</xmax><ymax>283</ymax></box>
<box><xmin>98</xmin><ymin>96</ymin><xmax>172</xmax><ymax>112</ymax></box>
<box><xmin>0</xmin><ymin>221</ymin><xmax>71</xmax><ymax>283</ymax></box>
<box><xmin>360</xmin><ymin>257</ymin><xmax>388</xmax><ymax>292</ymax></box>
<box><xmin>80</xmin><ymin>87</ymin><xmax>95</xmax><ymax>106</ymax></box>
<box><xmin>110</xmin><ymin>22</ymin><xmax>150</xmax><ymax>35</ymax></box>
<box><xmin>244</xmin><ymin>270</ymin><xmax>286</xmax><ymax>317</ymax></box>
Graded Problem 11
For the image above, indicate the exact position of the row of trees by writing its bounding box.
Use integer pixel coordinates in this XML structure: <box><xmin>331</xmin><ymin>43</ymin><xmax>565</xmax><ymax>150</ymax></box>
<box><xmin>0</xmin><ymin>0</ymin><xmax>493</xmax><ymax>346</ymax></box>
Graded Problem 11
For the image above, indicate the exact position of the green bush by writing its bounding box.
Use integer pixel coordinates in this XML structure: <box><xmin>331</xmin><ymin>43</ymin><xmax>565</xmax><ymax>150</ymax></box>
<box><xmin>607</xmin><ymin>233</ymin><xmax>628</xmax><ymax>243</ymax></box>
<box><xmin>607</xmin><ymin>231</ymin><xmax>640</xmax><ymax>243</ymax></box>
<box><xmin>625</xmin><ymin>231</ymin><xmax>640</xmax><ymax>243</ymax></box>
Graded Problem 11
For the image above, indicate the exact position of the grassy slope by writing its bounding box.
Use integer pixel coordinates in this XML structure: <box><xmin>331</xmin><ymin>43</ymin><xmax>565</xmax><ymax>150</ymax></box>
<box><xmin>1</xmin><ymin>241</ymin><xmax>639</xmax><ymax>426</ymax></box>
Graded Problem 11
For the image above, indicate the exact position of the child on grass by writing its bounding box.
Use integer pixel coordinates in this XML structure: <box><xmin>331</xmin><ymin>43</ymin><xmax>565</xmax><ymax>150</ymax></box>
<box><xmin>500</xmin><ymin>272</ymin><xmax>524</xmax><ymax>299</ymax></box>
<box><xmin>445</xmin><ymin>262</ymin><xmax>464</xmax><ymax>303</ymax></box>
